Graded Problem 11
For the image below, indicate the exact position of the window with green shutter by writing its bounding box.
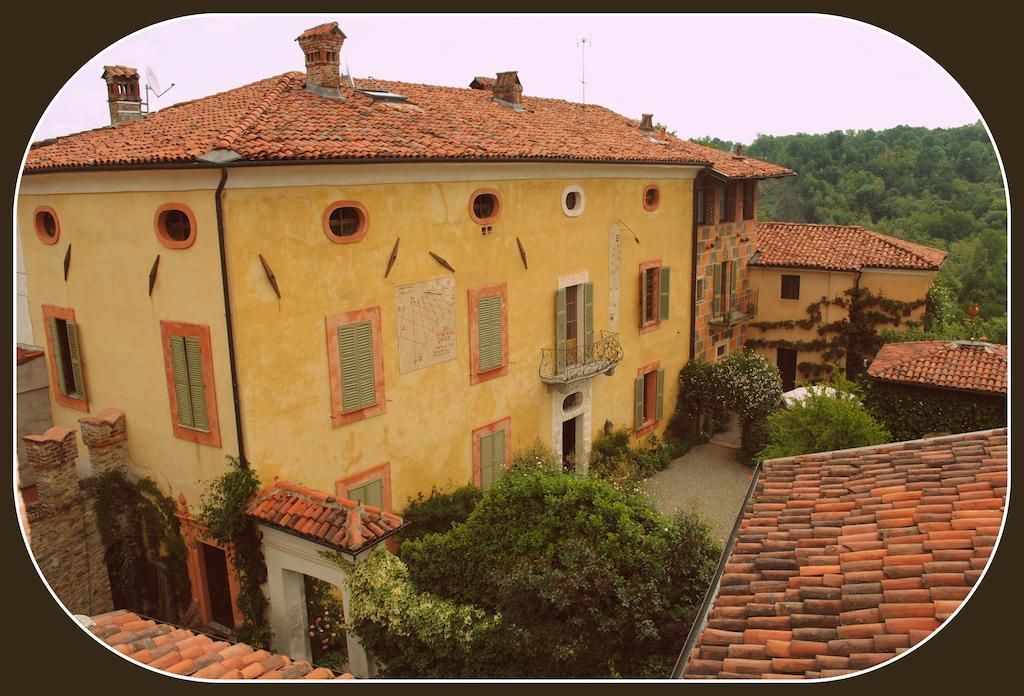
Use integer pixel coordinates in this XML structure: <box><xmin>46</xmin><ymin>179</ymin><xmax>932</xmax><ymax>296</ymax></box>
<box><xmin>348</xmin><ymin>478</ymin><xmax>384</xmax><ymax>508</ymax></box>
<box><xmin>169</xmin><ymin>335</ymin><xmax>209</xmax><ymax>432</ymax></box>
<box><xmin>635</xmin><ymin>368</ymin><xmax>665</xmax><ymax>431</ymax></box>
<box><xmin>477</xmin><ymin>294</ymin><xmax>504</xmax><ymax>372</ymax></box>
<box><xmin>47</xmin><ymin>315</ymin><xmax>86</xmax><ymax>400</ymax></box>
<box><xmin>479</xmin><ymin>429</ymin><xmax>507</xmax><ymax>489</ymax></box>
<box><xmin>339</xmin><ymin>320</ymin><xmax>377</xmax><ymax>413</ymax></box>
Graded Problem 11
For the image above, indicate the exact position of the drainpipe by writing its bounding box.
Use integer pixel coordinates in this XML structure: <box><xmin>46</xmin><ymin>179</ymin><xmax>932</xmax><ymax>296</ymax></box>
<box><xmin>689</xmin><ymin>173</ymin><xmax>702</xmax><ymax>362</ymax></box>
<box><xmin>214</xmin><ymin>168</ymin><xmax>247</xmax><ymax>467</ymax></box>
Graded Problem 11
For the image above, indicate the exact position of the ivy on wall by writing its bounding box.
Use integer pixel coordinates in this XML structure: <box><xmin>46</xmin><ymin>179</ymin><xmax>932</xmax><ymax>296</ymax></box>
<box><xmin>746</xmin><ymin>287</ymin><xmax>926</xmax><ymax>379</ymax></box>
<box><xmin>94</xmin><ymin>469</ymin><xmax>191</xmax><ymax>622</ymax></box>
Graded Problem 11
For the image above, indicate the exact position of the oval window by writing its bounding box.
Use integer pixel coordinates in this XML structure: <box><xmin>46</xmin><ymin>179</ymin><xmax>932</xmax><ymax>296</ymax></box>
<box><xmin>469</xmin><ymin>189</ymin><xmax>501</xmax><ymax>224</ymax></box>
<box><xmin>643</xmin><ymin>185</ymin><xmax>660</xmax><ymax>211</ymax></box>
<box><xmin>322</xmin><ymin>201</ymin><xmax>369</xmax><ymax>244</ymax></box>
<box><xmin>154</xmin><ymin>204</ymin><xmax>197</xmax><ymax>249</ymax></box>
<box><xmin>562</xmin><ymin>392</ymin><xmax>582</xmax><ymax>412</ymax></box>
<box><xmin>561</xmin><ymin>185</ymin><xmax>585</xmax><ymax>217</ymax></box>
<box><xmin>34</xmin><ymin>207</ymin><xmax>60</xmax><ymax>244</ymax></box>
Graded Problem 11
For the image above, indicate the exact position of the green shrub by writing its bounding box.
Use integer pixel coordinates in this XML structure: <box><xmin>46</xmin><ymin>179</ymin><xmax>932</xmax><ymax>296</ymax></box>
<box><xmin>740</xmin><ymin>417</ymin><xmax>770</xmax><ymax>460</ymax></box>
<box><xmin>758</xmin><ymin>387</ymin><xmax>891</xmax><ymax>460</ymax></box>
<box><xmin>588</xmin><ymin>428</ymin><xmax>676</xmax><ymax>482</ymax></box>
<box><xmin>395</xmin><ymin>466</ymin><xmax>722</xmax><ymax>678</ymax></box>
<box><xmin>510</xmin><ymin>440</ymin><xmax>561</xmax><ymax>471</ymax></box>
<box><xmin>399</xmin><ymin>485</ymin><xmax>483</xmax><ymax>546</ymax></box>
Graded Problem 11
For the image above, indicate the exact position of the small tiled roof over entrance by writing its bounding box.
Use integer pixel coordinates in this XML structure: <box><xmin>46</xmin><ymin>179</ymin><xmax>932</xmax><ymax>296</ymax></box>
<box><xmin>679</xmin><ymin>428</ymin><xmax>1007</xmax><ymax>680</ymax></box>
<box><xmin>84</xmin><ymin>610</ymin><xmax>354</xmax><ymax>679</ymax></box>
<box><xmin>246</xmin><ymin>480</ymin><xmax>405</xmax><ymax>552</ymax></box>
<box><xmin>868</xmin><ymin>341</ymin><xmax>1007</xmax><ymax>396</ymax></box>
<box><xmin>751</xmin><ymin>222</ymin><xmax>947</xmax><ymax>272</ymax></box>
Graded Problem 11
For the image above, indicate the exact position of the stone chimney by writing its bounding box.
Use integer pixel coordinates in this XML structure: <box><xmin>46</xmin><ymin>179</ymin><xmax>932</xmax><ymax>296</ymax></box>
<box><xmin>734</xmin><ymin>144</ymin><xmax>745</xmax><ymax>158</ymax></box>
<box><xmin>639</xmin><ymin>114</ymin><xmax>655</xmax><ymax>133</ymax></box>
<box><xmin>101</xmin><ymin>66</ymin><xmax>142</xmax><ymax>126</ymax></box>
<box><xmin>296</xmin><ymin>22</ymin><xmax>346</xmax><ymax>98</ymax></box>
<box><xmin>492</xmin><ymin>71</ymin><xmax>523</xmax><ymax>108</ymax></box>
<box><xmin>79</xmin><ymin>409</ymin><xmax>129</xmax><ymax>476</ymax></box>
<box><xmin>23</xmin><ymin>426</ymin><xmax>80</xmax><ymax>510</ymax></box>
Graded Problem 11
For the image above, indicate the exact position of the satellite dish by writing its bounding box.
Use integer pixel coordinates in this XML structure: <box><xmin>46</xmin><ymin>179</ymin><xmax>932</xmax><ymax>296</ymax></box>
<box><xmin>145</xmin><ymin>66</ymin><xmax>162</xmax><ymax>95</ymax></box>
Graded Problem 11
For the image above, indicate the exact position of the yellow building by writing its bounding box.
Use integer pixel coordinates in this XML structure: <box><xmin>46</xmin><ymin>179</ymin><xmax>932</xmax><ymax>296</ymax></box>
<box><xmin>18</xmin><ymin>22</ymin><xmax>793</xmax><ymax>664</ymax></box>
<box><xmin>746</xmin><ymin>222</ymin><xmax>946</xmax><ymax>389</ymax></box>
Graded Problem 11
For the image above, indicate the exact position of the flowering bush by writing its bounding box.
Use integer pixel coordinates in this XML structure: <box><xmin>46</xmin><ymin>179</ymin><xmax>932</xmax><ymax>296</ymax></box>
<box><xmin>304</xmin><ymin>575</ymin><xmax>348</xmax><ymax>672</ymax></box>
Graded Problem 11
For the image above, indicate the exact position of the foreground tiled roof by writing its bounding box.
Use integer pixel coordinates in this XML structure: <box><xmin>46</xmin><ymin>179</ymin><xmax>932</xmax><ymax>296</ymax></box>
<box><xmin>246</xmin><ymin>480</ymin><xmax>404</xmax><ymax>552</ymax></box>
<box><xmin>868</xmin><ymin>341</ymin><xmax>1007</xmax><ymax>395</ymax></box>
<box><xmin>84</xmin><ymin>610</ymin><xmax>354</xmax><ymax>679</ymax></box>
<box><xmin>25</xmin><ymin>71</ymin><xmax>792</xmax><ymax>177</ymax></box>
<box><xmin>751</xmin><ymin>222</ymin><xmax>947</xmax><ymax>272</ymax></box>
<box><xmin>681</xmin><ymin>428</ymin><xmax>1007</xmax><ymax>680</ymax></box>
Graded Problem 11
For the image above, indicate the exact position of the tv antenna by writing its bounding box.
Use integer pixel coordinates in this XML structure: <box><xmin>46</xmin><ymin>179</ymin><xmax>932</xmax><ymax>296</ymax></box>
<box><xmin>144</xmin><ymin>66</ymin><xmax>176</xmax><ymax>113</ymax></box>
<box><xmin>345</xmin><ymin>61</ymin><xmax>356</xmax><ymax>89</ymax></box>
<box><xmin>577</xmin><ymin>35</ymin><xmax>592</xmax><ymax>105</ymax></box>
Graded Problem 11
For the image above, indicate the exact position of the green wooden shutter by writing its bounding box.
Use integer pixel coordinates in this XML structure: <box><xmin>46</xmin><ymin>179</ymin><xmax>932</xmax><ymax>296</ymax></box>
<box><xmin>169</xmin><ymin>336</ymin><xmax>194</xmax><ymax>428</ymax></box>
<box><xmin>656</xmin><ymin>368</ymin><xmax>665</xmax><ymax>421</ymax></box>
<box><xmin>65</xmin><ymin>320</ymin><xmax>86</xmax><ymax>399</ymax></box>
<box><xmin>184</xmin><ymin>337</ymin><xmax>208</xmax><ymax>431</ymax></box>
<box><xmin>555</xmin><ymin>288</ymin><xmax>567</xmax><ymax>373</ymax></box>
<box><xmin>350</xmin><ymin>479</ymin><xmax>384</xmax><ymax>508</ymax></box>
<box><xmin>658</xmin><ymin>267</ymin><xmax>671</xmax><ymax>321</ymax></box>
<box><xmin>583</xmin><ymin>282</ymin><xmax>594</xmax><ymax>361</ymax></box>
<box><xmin>480</xmin><ymin>430</ymin><xmax>506</xmax><ymax>489</ymax></box>
<box><xmin>730</xmin><ymin>261</ymin><xmax>739</xmax><ymax>310</ymax></box>
<box><xmin>640</xmin><ymin>270</ymin><xmax>649</xmax><ymax>325</ymax></box>
<box><xmin>339</xmin><ymin>321</ymin><xmax>376</xmax><ymax>413</ymax></box>
<box><xmin>712</xmin><ymin>264</ymin><xmax>722</xmax><ymax>316</ymax></box>
<box><xmin>48</xmin><ymin>317</ymin><xmax>68</xmax><ymax>396</ymax></box>
<box><xmin>477</xmin><ymin>294</ymin><xmax>504</xmax><ymax>372</ymax></box>
<box><xmin>634</xmin><ymin>376</ymin><xmax>645</xmax><ymax>431</ymax></box>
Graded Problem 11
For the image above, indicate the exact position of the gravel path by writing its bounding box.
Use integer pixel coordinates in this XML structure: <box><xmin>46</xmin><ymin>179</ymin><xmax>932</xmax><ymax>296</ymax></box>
<box><xmin>641</xmin><ymin>442</ymin><xmax>754</xmax><ymax>544</ymax></box>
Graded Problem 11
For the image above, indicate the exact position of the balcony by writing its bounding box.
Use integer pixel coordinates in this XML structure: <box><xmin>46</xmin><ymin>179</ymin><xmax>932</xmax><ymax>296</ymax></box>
<box><xmin>708</xmin><ymin>289</ymin><xmax>757</xmax><ymax>328</ymax></box>
<box><xmin>539</xmin><ymin>331</ymin><xmax>623</xmax><ymax>385</ymax></box>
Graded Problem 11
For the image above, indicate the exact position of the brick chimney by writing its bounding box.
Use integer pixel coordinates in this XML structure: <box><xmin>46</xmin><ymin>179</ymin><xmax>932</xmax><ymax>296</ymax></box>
<box><xmin>101</xmin><ymin>66</ymin><xmax>142</xmax><ymax>126</ymax></box>
<box><xmin>79</xmin><ymin>408</ymin><xmax>129</xmax><ymax>476</ymax></box>
<box><xmin>23</xmin><ymin>426</ymin><xmax>80</xmax><ymax>510</ymax></box>
<box><xmin>733</xmin><ymin>144</ymin><xmax>745</xmax><ymax>159</ymax></box>
<box><xmin>296</xmin><ymin>22</ymin><xmax>346</xmax><ymax>98</ymax></box>
<box><xmin>492</xmin><ymin>71</ymin><xmax>523</xmax><ymax>109</ymax></box>
<box><xmin>639</xmin><ymin>114</ymin><xmax>654</xmax><ymax>133</ymax></box>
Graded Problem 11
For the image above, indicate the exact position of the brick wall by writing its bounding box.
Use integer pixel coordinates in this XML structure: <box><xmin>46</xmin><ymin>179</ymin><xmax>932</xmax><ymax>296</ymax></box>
<box><xmin>22</xmin><ymin>427</ymin><xmax>113</xmax><ymax>616</ymax></box>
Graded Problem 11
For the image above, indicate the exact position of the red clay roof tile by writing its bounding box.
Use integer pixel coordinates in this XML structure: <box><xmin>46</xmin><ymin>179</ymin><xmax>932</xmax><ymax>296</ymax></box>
<box><xmin>24</xmin><ymin>71</ymin><xmax>792</xmax><ymax>178</ymax></box>
<box><xmin>751</xmin><ymin>222</ymin><xmax>947</xmax><ymax>272</ymax></box>
<box><xmin>681</xmin><ymin>428</ymin><xmax>1007</xmax><ymax>680</ymax></box>
<box><xmin>867</xmin><ymin>341</ymin><xmax>1007</xmax><ymax>395</ymax></box>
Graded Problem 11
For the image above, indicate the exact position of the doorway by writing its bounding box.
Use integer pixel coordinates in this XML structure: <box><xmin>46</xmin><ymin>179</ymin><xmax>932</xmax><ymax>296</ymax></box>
<box><xmin>562</xmin><ymin>416</ymin><xmax>578</xmax><ymax>471</ymax></box>
<box><xmin>777</xmin><ymin>348</ymin><xmax>798</xmax><ymax>392</ymax></box>
<box><xmin>201</xmin><ymin>543</ymin><xmax>234</xmax><ymax>629</ymax></box>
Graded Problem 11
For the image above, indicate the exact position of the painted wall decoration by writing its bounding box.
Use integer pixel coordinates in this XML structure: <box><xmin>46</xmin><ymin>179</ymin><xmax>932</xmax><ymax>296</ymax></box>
<box><xmin>396</xmin><ymin>277</ymin><xmax>458</xmax><ymax>373</ymax></box>
<box><xmin>608</xmin><ymin>223</ymin><xmax>622</xmax><ymax>332</ymax></box>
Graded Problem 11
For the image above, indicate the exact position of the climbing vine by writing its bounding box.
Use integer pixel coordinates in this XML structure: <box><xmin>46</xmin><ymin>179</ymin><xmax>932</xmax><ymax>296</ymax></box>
<box><xmin>197</xmin><ymin>457</ymin><xmax>272</xmax><ymax>649</ymax></box>
<box><xmin>746</xmin><ymin>287</ymin><xmax>926</xmax><ymax>379</ymax></box>
<box><xmin>94</xmin><ymin>469</ymin><xmax>191</xmax><ymax>622</ymax></box>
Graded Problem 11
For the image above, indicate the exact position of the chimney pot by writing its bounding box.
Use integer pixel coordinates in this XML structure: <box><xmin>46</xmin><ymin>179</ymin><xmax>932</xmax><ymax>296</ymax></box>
<box><xmin>101</xmin><ymin>66</ymin><xmax>142</xmax><ymax>126</ymax></box>
<box><xmin>492</xmin><ymin>71</ymin><xmax>523</xmax><ymax>108</ymax></box>
<box><xmin>639</xmin><ymin>114</ymin><xmax>654</xmax><ymax>132</ymax></box>
<box><xmin>296</xmin><ymin>22</ymin><xmax>347</xmax><ymax>98</ymax></box>
<box><xmin>734</xmin><ymin>144</ymin><xmax>744</xmax><ymax>158</ymax></box>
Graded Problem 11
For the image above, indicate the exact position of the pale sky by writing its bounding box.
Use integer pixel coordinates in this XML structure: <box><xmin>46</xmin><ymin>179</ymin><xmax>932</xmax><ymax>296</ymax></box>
<box><xmin>32</xmin><ymin>13</ymin><xmax>982</xmax><ymax>145</ymax></box>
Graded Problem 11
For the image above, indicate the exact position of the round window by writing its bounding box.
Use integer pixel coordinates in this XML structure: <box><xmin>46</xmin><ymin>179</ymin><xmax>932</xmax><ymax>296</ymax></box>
<box><xmin>34</xmin><ymin>207</ymin><xmax>60</xmax><ymax>244</ymax></box>
<box><xmin>561</xmin><ymin>185</ymin><xmax>585</xmax><ymax>217</ymax></box>
<box><xmin>469</xmin><ymin>189</ymin><xmax>501</xmax><ymax>224</ymax></box>
<box><xmin>154</xmin><ymin>204</ymin><xmax>197</xmax><ymax>249</ymax></box>
<box><xmin>643</xmin><ymin>185</ymin><xmax>660</xmax><ymax>211</ymax></box>
<box><xmin>562</xmin><ymin>392</ymin><xmax>582</xmax><ymax>412</ymax></box>
<box><xmin>322</xmin><ymin>201</ymin><xmax>369</xmax><ymax>244</ymax></box>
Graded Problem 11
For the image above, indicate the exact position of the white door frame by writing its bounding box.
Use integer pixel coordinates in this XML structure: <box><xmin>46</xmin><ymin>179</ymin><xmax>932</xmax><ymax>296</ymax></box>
<box><xmin>550</xmin><ymin>378</ymin><xmax>592</xmax><ymax>475</ymax></box>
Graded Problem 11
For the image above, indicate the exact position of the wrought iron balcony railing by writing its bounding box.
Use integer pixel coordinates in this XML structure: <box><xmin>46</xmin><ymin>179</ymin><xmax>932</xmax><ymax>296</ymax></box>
<box><xmin>708</xmin><ymin>289</ymin><xmax>757</xmax><ymax>328</ymax></box>
<box><xmin>539</xmin><ymin>330</ymin><xmax>624</xmax><ymax>385</ymax></box>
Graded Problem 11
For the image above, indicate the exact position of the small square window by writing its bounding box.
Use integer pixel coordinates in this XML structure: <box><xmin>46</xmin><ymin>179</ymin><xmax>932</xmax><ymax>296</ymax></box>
<box><xmin>781</xmin><ymin>274</ymin><xmax>801</xmax><ymax>300</ymax></box>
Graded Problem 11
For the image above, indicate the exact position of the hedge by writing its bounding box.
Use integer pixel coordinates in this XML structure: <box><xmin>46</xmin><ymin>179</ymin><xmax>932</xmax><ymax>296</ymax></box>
<box><xmin>862</xmin><ymin>379</ymin><xmax>1006</xmax><ymax>442</ymax></box>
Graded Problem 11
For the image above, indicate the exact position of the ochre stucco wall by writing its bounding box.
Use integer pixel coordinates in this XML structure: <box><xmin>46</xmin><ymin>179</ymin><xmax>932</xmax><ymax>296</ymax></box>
<box><xmin>222</xmin><ymin>172</ymin><xmax>694</xmax><ymax>507</ymax></box>
<box><xmin>18</xmin><ymin>181</ymin><xmax>239</xmax><ymax>506</ymax></box>
<box><xmin>19</xmin><ymin>166</ymin><xmax>695</xmax><ymax>512</ymax></box>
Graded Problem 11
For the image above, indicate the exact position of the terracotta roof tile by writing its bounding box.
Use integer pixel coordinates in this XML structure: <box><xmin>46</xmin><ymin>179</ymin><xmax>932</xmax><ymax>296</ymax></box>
<box><xmin>246</xmin><ymin>480</ymin><xmax>405</xmax><ymax>551</ymax></box>
<box><xmin>681</xmin><ymin>428</ymin><xmax>1007</xmax><ymax>680</ymax></box>
<box><xmin>16</xmin><ymin>346</ymin><xmax>44</xmax><ymax>365</ymax></box>
<box><xmin>751</xmin><ymin>222</ymin><xmax>947</xmax><ymax>272</ymax></box>
<box><xmin>24</xmin><ymin>71</ymin><xmax>792</xmax><ymax>178</ymax></box>
<box><xmin>83</xmin><ymin>611</ymin><xmax>354</xmax><ymax>680</ymax></box>
<box><xmin>101</xmin><ymin>65</ymin><xmax>138</xmax><ymax>79</ymax></box>
<box><xmin>868</xmin><ymin>341</ymin><xmax>1007</xmax><ymax>395</ymax></box>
